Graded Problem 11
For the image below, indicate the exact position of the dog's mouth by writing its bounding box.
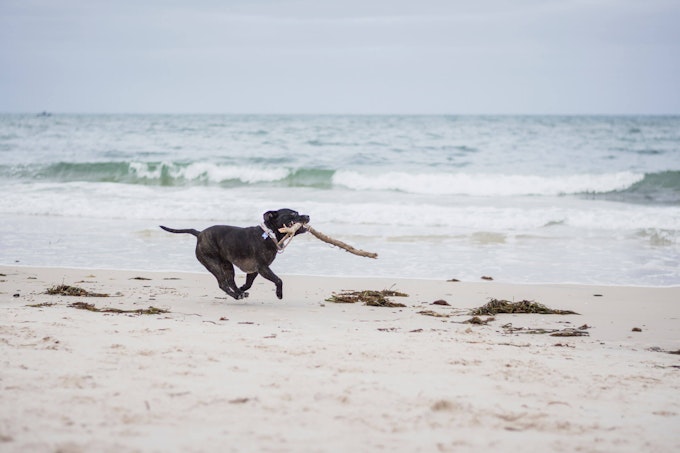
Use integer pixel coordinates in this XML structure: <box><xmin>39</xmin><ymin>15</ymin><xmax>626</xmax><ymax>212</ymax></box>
<box><xmin>280</xmin><ymin>216</ymin><xmax>310</xmax><ymax>235</ymax></box>
<box><xmin>291</xmin><ymin>217</ymin><xmax>309</xmax><ymax>234</ymax></box>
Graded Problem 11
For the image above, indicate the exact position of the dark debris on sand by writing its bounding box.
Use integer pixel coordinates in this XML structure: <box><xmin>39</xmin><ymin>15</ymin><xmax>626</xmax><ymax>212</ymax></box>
<box><xmin>45</xmin><ymin>284</ymin><xmax>109</xmax><ymax>297</ymax></box>
<box><xmin>326</xmin><ymin>289</ymin><xmax>408</xmax><ymax>308</ymax></box>
<box><xmin>470</xmin><ymin>299</ymin><xmax>578</xmax><ymax>316</ymax></box>
<box><xmin>68</xmin><ymin>302</ymin><xmax>168</xmax><ymax>315</ymax></box>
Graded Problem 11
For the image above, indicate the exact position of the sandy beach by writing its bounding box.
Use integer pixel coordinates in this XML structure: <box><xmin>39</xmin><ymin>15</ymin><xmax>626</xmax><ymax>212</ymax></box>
<box><xmin>1</xmin><ymin>265</ymin><xmax>679</xmax><ymax>452</ymax></box>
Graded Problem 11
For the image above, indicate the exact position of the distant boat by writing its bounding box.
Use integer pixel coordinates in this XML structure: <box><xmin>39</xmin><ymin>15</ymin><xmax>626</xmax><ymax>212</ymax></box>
<box><xmin>37</xmin><ymin>111</ymin><xmax>52</xmax><ymax>117</ymax></box>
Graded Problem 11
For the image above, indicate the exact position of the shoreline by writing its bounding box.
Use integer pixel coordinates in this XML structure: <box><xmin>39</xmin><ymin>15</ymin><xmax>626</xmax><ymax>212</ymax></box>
<box><xmin>5</xmin><ymin>262</ymin><xmax>680</xmax><ymax>289</ymax></box>
<box><xmin>2</xmin><ymin>265</ymin><xmax>679</xmax><ymax>452</ymax></box>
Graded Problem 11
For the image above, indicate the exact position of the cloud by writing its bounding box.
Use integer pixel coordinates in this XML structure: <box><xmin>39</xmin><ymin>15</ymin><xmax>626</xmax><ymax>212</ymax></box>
<box><xmin>1</xmin><ymin>0</ymin><xmax>679</xmax><ymax>113</ymax></box>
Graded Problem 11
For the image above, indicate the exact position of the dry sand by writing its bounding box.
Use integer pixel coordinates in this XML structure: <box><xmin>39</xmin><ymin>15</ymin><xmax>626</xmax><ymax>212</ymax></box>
<box><xmin>1</xmin><ymin>265</ymin><xmax>679</xmax><ymax>452</ymax></box>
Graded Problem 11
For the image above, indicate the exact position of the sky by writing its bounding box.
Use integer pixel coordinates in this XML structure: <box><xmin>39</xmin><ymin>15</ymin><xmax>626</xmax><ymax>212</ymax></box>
<box><xmin>1</xmin><ymin>0</ymin><xmax>679</xmax><ymax>114</ymax></box>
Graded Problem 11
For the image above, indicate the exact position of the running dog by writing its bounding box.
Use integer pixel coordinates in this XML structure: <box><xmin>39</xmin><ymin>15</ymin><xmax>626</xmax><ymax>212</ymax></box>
<box><xmin>160</xmin><ymin>209</ymin><xmax>309</xmax><ymax>300</ymax></box>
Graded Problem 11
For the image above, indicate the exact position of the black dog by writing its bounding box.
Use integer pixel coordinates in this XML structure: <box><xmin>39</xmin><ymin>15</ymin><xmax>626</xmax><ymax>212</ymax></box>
<box><xmin>160</xmin><ymin>209</ymin><xmax>309</xmax><ymax>300</ymax></box>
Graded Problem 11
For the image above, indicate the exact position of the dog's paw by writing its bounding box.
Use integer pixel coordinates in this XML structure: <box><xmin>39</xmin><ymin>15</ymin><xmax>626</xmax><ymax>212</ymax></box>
<box><xmin>241</xmin><ymin>291</ymin><xmax>249</xmax><ymax>299</ymax></box>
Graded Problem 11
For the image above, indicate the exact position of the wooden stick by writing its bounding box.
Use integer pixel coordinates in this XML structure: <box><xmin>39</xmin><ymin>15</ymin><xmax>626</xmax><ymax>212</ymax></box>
<box><xmin>306</xmin><ymin>225</ymin><xmax>378</xmax><ymax>259</ymax></box>
<box><xmin>277</xmin><ymin>222</ymin><xmax>303</xmax><ymax>249</ymax></box>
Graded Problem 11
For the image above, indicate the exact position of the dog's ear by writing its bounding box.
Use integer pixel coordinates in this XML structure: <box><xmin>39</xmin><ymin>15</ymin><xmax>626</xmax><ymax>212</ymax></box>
<box><xmin>263</xmin><ymin>211</ymin><xmax>278</xmax><ymax>223</ymax></box>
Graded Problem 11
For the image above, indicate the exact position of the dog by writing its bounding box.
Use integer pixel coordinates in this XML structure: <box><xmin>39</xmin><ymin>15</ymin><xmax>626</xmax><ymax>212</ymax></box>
<box><xmin>160</xmin><ymin>209</ymin><xmax>309</xmax><ymax>300</ymax></box>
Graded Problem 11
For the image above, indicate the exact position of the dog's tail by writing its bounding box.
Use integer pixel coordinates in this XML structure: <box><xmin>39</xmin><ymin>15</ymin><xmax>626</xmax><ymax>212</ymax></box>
<box><xmin>159</xmin><ymin>225</ymin><xmax>200</xmax><ymax>237</ymax></box>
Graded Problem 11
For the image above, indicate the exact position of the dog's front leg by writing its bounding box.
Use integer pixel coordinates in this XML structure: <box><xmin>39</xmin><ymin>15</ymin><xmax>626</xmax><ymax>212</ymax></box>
<box><xmin>239</xmin><ymin>272</ymin><xmax>258</xmax><ymax>296</ymax></box>
<box><xmin>258</xmin><ymin>267</ymin><xmax>283</xmax><ymax>299</ymax></box>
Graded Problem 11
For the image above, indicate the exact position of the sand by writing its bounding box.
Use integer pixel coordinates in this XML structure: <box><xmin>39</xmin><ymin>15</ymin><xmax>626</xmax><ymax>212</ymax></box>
<box><xmin>1</xmin><ymin>265</ymin><xmax>679</xmax><ymax>452</ymax></box>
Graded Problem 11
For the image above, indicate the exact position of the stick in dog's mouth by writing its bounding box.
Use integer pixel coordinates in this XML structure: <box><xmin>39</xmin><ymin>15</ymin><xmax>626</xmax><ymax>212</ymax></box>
<box><xmin>280</xmin><ymin>222</ymin><xmax>378</xmax><ymax>259</ymax></box>
<box><xmin>278</xmin><ymin>222</ymin><xmax>306</xmax><ymax>234</ymax></box>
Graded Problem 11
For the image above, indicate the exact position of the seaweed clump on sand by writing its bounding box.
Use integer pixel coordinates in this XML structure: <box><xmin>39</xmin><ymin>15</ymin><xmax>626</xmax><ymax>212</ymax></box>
<box><xmin>470</xmin><ymin>299</ymin><xmax>578</xmax><ymax>316</ymax></box>
<box><xmin>69</xmin><ymin>302</ymin><xmax>168</xmax><ymax>315</ymax></box>
<box><xmin>46</xmin><ymin>285</ymin><xmax>109</xmax><ymax>297</ymax></box>
<box><xmin>326</xmin><ymin>289</ymin><xmax>408</xmax><ymax>308</ymax></box>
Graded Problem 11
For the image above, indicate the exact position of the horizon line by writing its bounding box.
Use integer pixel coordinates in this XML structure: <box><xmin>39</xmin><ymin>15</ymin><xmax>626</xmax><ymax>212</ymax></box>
<box><xmin>3</xmin><ymin>111</ymin><xmax>680</xmax><ymax>117</ymax></box>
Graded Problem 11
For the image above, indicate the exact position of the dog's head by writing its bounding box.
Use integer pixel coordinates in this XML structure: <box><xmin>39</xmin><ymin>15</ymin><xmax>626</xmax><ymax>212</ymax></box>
<box><xmin>263</xmin><ymin>209</ymin><xmax>310</xmax><ymax>236</ymax></box>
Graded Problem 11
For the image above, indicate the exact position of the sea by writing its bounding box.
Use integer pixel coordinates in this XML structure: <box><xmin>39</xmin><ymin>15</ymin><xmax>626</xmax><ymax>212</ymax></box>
<box><xmin>1</xmin><ymin>114</ymin><xmax>679</xmax><ymax>286</ymax></box>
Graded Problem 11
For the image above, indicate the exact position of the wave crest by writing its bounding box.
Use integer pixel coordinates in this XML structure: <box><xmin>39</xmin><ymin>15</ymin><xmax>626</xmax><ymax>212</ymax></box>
<box><xmin>594</xmin><ymin>170</ymin><xmax>680</xmax><ymax>204</ymax></box>
<box><xmin>5</xmin><ymin>160</ymin><xmax>677</xmax><ymax>203</ymax></box>
<box><xmin>128</xmin><ymin>162</ymin><xmax>289</xmax><ymax>185</ymax></box>
<box><xmin>332</xmin><ymin>170</ymin><xmax>644</xmax><ymax>196</ymax></box>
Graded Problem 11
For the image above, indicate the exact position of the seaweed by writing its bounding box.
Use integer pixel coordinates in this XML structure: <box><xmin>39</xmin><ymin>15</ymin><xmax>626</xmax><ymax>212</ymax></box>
<box><xmin>470</xmin><ymin>299</ymin><xmax>578</xmax><ymax>316</ymax></box>
<box><xmin>325</xmin><ymin>289</ymin><xmax>408</xmax><ymax>307</ymax></box>
<box><xmin>648</xmin><ymin>347</ymin><xmax>680</xmax><ymax>355</ymax></box>
<box><xmin>26</xmin><ymin>302</ymin><xmax>56</xmax><ymax>308</ymax></box>
<box><xmin>68</xmin><ymin>301</ymin><xmax>168</xmax><ymax>315</ymax></box>
<box><xmin>46</xmin><ymin>285</ymin><xmax>109</xmax><ymax>297</ymax></box>
<box><xmin>550</xmin><ymin>329</ymin><xmax>589</xmax><ymax>337</ymax></box>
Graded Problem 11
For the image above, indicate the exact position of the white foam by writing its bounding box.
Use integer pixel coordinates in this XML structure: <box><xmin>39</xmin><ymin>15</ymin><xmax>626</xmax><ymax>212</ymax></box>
<box><xmin>178</xmin><ymin>162</ymin><xmax>290</xmax><ymax>183</ymax></box>
<box><xmin>305</xmin><ymin>200</ymin><xmax>680</xmax><ymax>232</ymax></box>
<box><xmin>3</xmin><ymin>182</ymin><xmax>679</xmax><ymax>234</ymax></box>
<box><xmin>332</xmin><ymin>170</ymin><xmax>644</xmax><ymax>196</ymax></box>
<box><xmin>2</xmin><ymin>182</ymin><xmax>679</xmax><ymax>286</ymax></box>
<box><xmin>129</xmin><ymin>161</ymin><xmax>164</xmax><ymax>179</ymax></box>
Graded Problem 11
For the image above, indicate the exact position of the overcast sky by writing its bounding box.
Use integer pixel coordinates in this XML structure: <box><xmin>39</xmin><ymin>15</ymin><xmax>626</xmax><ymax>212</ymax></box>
<box><xmin>1</xmin><ymin>0</ymin><xmax>679</xmax><ymax>114</ymax></box>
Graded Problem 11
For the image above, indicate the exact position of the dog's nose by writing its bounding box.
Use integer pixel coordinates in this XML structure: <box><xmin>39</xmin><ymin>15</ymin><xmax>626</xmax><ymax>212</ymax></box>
<box><xmin>301</xmin><ymin>215</ymin><xmax>310</xmax><ymax>223</ymax></box>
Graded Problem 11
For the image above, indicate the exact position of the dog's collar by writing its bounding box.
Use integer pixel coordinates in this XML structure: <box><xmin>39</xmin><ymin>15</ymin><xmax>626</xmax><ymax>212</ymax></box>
<box><xmin>260</xmin><ymin>223</ymin><xmax>287</xmax><ymax>253</ymax></box>
<box><xmin>261</xmin><ymin>223</ymin><xmax>302</xmax><ymax>253</ymax></box>
<box><xmin>260</xmin><ymin>223</ymin><xmax>278</xmax><ymax>241</ymax></box>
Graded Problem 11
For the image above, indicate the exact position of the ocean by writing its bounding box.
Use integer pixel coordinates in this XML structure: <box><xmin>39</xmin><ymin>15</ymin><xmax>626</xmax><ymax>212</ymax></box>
<box><xmin>1</xmin><ymin>114</ymin><xmax>679</xmax><ymax>286</ymax></box>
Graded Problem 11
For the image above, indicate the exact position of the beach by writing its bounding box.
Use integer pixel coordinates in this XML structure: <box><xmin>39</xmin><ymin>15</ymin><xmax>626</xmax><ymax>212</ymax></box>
<box><xmin>1</xmin><ymin>265</ymin><xmax>679</xmax><ymax>452</ymax></box>
<box><xmin>3</xmin><ymin>1</ymin><xmax>680</xmax><ymax>451</ymax></box>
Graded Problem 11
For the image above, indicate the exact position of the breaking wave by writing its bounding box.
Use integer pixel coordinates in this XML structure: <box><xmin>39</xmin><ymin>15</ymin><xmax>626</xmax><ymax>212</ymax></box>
<box><xmin>4</xmin><ymin>160</ymin><xmax>679</xmax><ymax>203</ymax></box>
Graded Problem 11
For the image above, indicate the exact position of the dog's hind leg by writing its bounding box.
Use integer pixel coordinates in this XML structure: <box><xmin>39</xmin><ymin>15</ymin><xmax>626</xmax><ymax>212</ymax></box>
<box><xmin>196</xmin><ymin>253</ymin><xmax>245</xmax><ymax>300</ymax></box>
<box><xmin>220</xmin><ymin>264</ymin><xmax>246</xmax><ymax>299</ymax></box>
